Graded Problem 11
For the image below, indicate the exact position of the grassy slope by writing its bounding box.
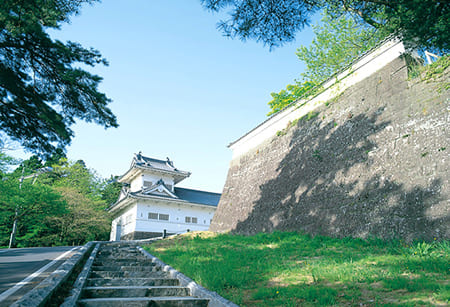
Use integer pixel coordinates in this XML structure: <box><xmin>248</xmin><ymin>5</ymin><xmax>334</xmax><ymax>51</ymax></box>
<box><xmin>144</xmin><ymin>231</ymin><xmax>449</xmax><ymax>306</ymax></box>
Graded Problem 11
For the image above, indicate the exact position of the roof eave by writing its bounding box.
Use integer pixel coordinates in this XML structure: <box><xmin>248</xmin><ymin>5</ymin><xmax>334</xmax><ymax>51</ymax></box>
<box><xmin>108</xmin><ymin>195</ymin><xmax>135</xmax><ymax>213</ymax></box>
<box><xmin>128</xmin><ymin>193</ymin><xmax>217</xmax><ymax>208</ymax></box>
<box><xmin>118</xmin><ymin>165</ymin><xmax>190</xmax><ymax>184</ymax></box>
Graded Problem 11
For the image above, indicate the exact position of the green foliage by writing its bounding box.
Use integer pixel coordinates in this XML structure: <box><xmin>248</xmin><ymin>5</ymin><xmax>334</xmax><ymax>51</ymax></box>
<box><xmin>267</xmin><ymin>80</ymin><xmax>319</xmax><ymax>116</ymax></box>
<box><xmin>296</xmin><ymin>12</ymin><xmax>385</xmax><ymax>83</ymax></box>
<box><xmin>0</xmin><ymin>151</ymin><xmax>19</xmax><ymax>174</ymax></box>
<box><xmin>0</xmin><ymin>0</ymin><xmax>118</xmax><ymax>156</ymax></box>
<box><xmin>41</xmin><ymin>158</ymin><xmax>112</xmax><ymax>244</ymax></box>
<box><xmin>201</xmin><ymin>0</ymin><xmax>449</xmax><ymax>51</ymax></box>
<box><xmin>0</xmin><ymin>154</ymin><xmax>113</xmax><ymax>247</ymax></box>
<box><xmin>409</xmin><ymin>54</ymin><xmax>450</xmax><ymax>81</ymax></box>
<box><xmin>48</xmin><ymin>186</ymin><xmax>110</xmax><ymax>245</ymax></box>
<box><xmin>376</xmin><ymin>0</ymin><xmax>449</xmax><ymax>51</ymax></box>
<box><xmin>200</xmin><ymin>0</ymin><xmax>320</xmax><ymax>48</ymax></box>
<box><xmin>267</xmin><ymin>12</ymin><xmax>383</xmax><ymax>116</ymax></box>
<box><xmin>145</xmin><ymin>231</ymin><xmax>450</xmax><ymax>306</ymax></box>
<box><xmin>48</xmin><ymin>159</ymin><xmax>103</xmax><ymax>197</ymax></box>
<box><xmin>0</xmin><ymin>179</ymin><xmax>66</xmax><ymax>247</ymax></box>
<box><xmin>100</xmin><ymin>176</ymin><xmax>122</xmax><ymax>207</ymax></box>
<box><xmin>406</xmin><ymin>240</ymin><xmax>450</xmax><ymax>258</ymax></box>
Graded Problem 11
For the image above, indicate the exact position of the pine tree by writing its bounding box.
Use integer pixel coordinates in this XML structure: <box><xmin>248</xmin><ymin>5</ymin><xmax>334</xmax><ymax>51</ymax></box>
<box><xmin>0</xmin><ymin>0</ymin><xmax>118</xmax><ymax>156</ymax></box>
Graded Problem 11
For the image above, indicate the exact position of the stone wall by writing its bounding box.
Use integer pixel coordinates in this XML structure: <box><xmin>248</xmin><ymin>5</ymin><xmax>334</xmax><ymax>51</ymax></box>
<box><xmin>211</xmin><ymin>56</ymin><xmax>449</xmax><ymax>241</ymax></box>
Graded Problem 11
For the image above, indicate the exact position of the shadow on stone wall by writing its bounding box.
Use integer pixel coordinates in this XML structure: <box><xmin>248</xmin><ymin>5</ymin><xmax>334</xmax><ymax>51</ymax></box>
<box><xmin>233</xmin><ymin>110</ymin><xmax>447</xmax><ymax>241</ymax></box>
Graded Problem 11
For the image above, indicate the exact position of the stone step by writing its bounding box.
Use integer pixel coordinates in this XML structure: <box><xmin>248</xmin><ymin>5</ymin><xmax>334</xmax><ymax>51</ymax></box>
<box><xmin>91</xmin><ymin>265</ymin><xmax>158</xmax><ymax>272</ymax></box>
<box><xmin>99</xmin><ymin>250</ymin><xmax>142</xmax><ymax>256</ymax></box>
<box><xmin>93</xmin><ymin>260</ymin><xmax>156</xmax><ymax>266</ymax></box>
<box><xmin>86</xmin><ymin>278</ymin><xmax>180</xmax><ymax>287</ymax></box>
<box><xmin>95</xmin><ymin>255</ymin><xmax>147</xmax><ymax>261</ymax></box>
<box><xmin>99</xmin><ymin>247</ymin><xmax>137</xmax><ymax>250</ymax></box>
<box><xmin>101</xmin><ymin>248</ymin><xmax>138</xmax><ymax>250</ymax></box>
<box><xmin>97</xmin><ymin>250</ymin><xmax>141</xmax><ymax>253</ymax></box>
<box><xmin>89</xmin><ymin>270</ymin><xmax>169</xmax><ymax>279</ymax></box>
<box><xmin>73</xmin><ymin>244</ymin><xmax>214</xmax><ymax>307</ymax></box>
<box><xmin>82</xmin><ymin>286</ymin><xmax>190</xmax><ymax>298</ymax></box>
<box><xmin>98</xmin><ymin>248</ymin><xmax>139</xmax><ymax>250</ymax></box>
<box><xmin>77</xmin><ymin>296</ymin><xmax>209</xmax><ymax>307</ymax></box>
<box><xmin>96</xmin><ymin>253</ymin><xmax>143</xmax><ymax>257</ymax></box>
<box><xmin>95</xmin><ymin>258</ymin><xmax>148</xmax><ymax>262</ymax></box>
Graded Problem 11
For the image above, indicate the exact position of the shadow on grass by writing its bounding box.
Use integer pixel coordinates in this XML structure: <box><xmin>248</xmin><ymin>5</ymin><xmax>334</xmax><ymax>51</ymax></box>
<box><xmin>146</xmin><ymin>232</ymin><xmax>450</xmax><ymax>306</ymax></box>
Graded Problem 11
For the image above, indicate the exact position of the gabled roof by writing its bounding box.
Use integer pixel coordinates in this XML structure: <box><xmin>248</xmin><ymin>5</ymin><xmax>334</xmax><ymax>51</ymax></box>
<box><xmin>133</xmin><ymin>153</ymin><xmax>178</xmax><ymax>172</ymax></box>
<box><xmin>119</xmin><ymin>153</ymin><xmax>191</xmax><ymax>184</ymax></box>
<box><xmin>109</xmin><ymin>185</ymin><xmax>221</xmax><ymax>213</ymax></box>
<box><xmin>140</xmin><ymin>179</ymin><xmax>178</xmax><ymax>199</ymax></box>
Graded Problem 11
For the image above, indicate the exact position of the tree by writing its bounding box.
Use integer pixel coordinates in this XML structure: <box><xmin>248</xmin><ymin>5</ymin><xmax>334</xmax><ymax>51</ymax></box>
<box><xmin>0</xmin><ymin>137</ymin><xmax>20</xmax><ymax>174</ymax></box>
<box><xmin>267</xmin><ymin>12</ymin><xmax>384</xmax><ymax>115</ymax></box>
<box><xmin>0</xmin><ymin>150</ymin><xmax>19</xmax><ymax>175</ymax></box>
<box><xmin>49</xmin><ymin>186</ymin><xmax>110</xmax><ymax>245</ymax></box>
<box><xmin>101</xmin><ymin>175</ymin><xmax>122</xmax><ymax>207</ymax></box>
<box><xmin>200</xmin><ymin>0</ymin><xmax>449</xmax><ymax>51</ymax></box>
<box><xmin>0</xmin><ymin>178</ymin><xmax>66</xmax><ymax>247</ymax></box>
<box><xmin>46</xmin><ymin>159</ymin><xmax>111</xmax><ymax>244</ymax></box>
<box><xmin>200</xmin><ymin>0</ymin><xmax>320</xmax><ymax>48</ymax></box>
<box><xmin>0</xmin><ymin>155</ymin><xmax>112</xmax><ymax>247</ymax></box>
<box><xmin>296</xmin><ymin>12</ymin><xmax>385</xmax><ymax>83</ymax></box>
<box><xmin>0</xmin><ymin>0</ymin><xmax>118</xmax><ymax>157</ymax></box>
<box><xmin>325</xmin><ymin>0</ymin><xmax>449</xmax><ymax>51</ymax></box>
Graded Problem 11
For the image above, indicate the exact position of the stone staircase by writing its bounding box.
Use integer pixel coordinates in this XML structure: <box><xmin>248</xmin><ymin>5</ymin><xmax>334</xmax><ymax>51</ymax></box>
<box><xmin>77</xmin><ymin>243</ymin><xmax>209</xmax><ymax>306</ymax></box>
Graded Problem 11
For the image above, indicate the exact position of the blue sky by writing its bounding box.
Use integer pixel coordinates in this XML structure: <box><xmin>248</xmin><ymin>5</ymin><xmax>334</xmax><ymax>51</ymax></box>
<box><xmin>18</xmin><ymin>0</ymin><xmax>317</xmax><ymax>192</ymax></box>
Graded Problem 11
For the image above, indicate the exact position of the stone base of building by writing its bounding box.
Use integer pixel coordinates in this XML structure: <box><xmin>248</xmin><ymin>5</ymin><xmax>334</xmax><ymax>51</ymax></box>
<box><xmin>120</xmin><ymin>231</ymin><xmax>173</xmax><ymax>241</ymax></box>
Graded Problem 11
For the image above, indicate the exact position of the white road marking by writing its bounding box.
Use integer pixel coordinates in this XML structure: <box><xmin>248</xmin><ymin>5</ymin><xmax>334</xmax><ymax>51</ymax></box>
<box><xmin>0</xmin><ymin>246</ymin><xmax>78</xmax><ymax>303</ymax></box>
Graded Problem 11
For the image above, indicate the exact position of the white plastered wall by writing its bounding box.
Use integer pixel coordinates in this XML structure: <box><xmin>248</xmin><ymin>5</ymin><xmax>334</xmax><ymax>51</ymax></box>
<box><xmin>135</xmin><ymin>199</ymin><xmax>216</xmax><ymax>234</ymax></box>
<box><xmin>109</xmin><ymin>204</ymin><xmax>137</xmax><ymax>240</ymax></box>
<box><xmin>130</xmin><ymin>173</ymin><xmax>175</xmax><ymax>192</ymax></box>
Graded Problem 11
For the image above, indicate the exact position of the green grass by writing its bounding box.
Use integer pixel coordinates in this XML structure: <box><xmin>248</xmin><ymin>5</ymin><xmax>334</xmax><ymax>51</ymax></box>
<box><xmin>408</xmin><ymin>54</ymin><xmax>450</xmax><ymax>92</ymax></box>
<box><xmin>144</xmin><ymin>232</ymin><xmax>450</xmax><ymax>306</ymax></box>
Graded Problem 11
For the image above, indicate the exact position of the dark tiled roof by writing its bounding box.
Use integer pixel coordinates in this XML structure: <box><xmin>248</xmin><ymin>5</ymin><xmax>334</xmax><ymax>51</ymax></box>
<box><xmin>134</xmin><ymin>153</ymin><xmax>187</xmax><ymax>174</ymax></box>
<box><xmin>126</xmin><ymin>186</ymin><xmax>221</xmax><ymax>207</ymax></box>
<box><xmin>174</xmin><ymin>187</ymin><xmax>221</xmax><ymax>207</ymax></box>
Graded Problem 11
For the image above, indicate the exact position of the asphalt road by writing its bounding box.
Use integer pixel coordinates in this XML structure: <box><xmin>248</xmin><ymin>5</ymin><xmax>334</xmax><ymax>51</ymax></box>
<box><xmin>0</xmin><ymin>246</ymin><xmax>79</xmax><ymax>306</ymax></box>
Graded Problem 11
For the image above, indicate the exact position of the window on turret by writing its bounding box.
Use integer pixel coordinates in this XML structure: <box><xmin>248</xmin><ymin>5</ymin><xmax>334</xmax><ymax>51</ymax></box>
<box><xmin>185</xmin><ymin>216</ymin><xmax>197</xmax><ymax>224</ymax></box>
<box><xmin>149</xmin><ymin>212</ymin><xmax>169</xmax><ymax>221</ymax></box>
<box><xmin>159</xmin><ymin>214</ymin><xmax>169</xmax><ymax>221</ymax></box>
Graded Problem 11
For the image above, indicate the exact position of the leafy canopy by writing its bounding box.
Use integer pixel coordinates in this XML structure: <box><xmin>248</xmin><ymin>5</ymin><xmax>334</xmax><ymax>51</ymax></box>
<box><xmin>200</xmin><ymin>0</ymin><xmax>449</xmax><ymax>51</ymax></box>
<box><xmin>296</xmin><ymin>12</ymin><xmax>384</xmax><ymax>83</ymax></box>
<box><xmin>0</xmin><ymin>0</ymin><xmax>118</xmax><ymax>157</ymax></box>
<box><xmin>0</xmin><ymin>177</ymin><xmax>66</xmax><ymax>247</ymax></box>
<box><xmin>0</xmin><ymin>153</ymin><xmax>115</xmax><ymax>247</ymax></box>
<box><xmin>267</xmin><ymin>12</ymin><xmax>384</xmax><ymax>115</ymax></box>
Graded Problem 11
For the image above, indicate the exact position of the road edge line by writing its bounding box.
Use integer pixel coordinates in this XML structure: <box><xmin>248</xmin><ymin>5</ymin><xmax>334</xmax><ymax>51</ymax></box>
<box><xmin>10</xmin><ymin>242</ymin><xmax>95</xmax><ymax>307</ymax></box>
<box><xmin>0</xmin><ymin>246</ymin><xmax>78</xmax><ymax>303</ymax></box>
